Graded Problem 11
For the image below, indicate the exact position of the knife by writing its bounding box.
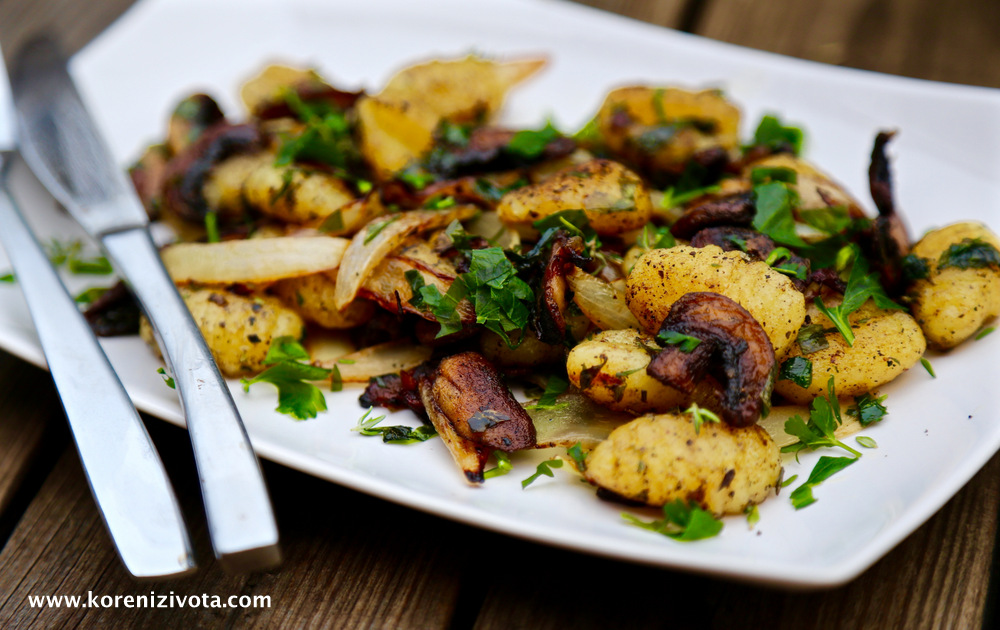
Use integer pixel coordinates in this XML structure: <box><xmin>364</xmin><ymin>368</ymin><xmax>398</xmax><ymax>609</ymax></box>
<box><xmin>5</xmin><ymin>36</ymin><xmax>281</xmax><ymax>572</ymax></box>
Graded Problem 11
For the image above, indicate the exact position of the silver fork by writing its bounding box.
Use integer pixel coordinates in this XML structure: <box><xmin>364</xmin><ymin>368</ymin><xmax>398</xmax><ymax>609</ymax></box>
<box><xmin>0</xmin><ymin>145</ymin><xmax>196</xmax><ymax>578</ymax></box>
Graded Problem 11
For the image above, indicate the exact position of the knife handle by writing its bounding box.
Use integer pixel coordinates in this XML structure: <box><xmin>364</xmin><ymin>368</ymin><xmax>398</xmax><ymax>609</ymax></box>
<box><xmin>101</xmin><ymin>227</ymin><xmax>281</xmax><ymax>572</ymax></box>
<box><xmin>0</xmin><ymin>176</ymin><xmax>195</xmax><ymax>579</ymax></box>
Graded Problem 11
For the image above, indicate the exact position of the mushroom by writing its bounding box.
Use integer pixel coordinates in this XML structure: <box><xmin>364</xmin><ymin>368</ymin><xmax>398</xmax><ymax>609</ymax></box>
<box><xmin>669</xmin><ymin>192</ymin><xmax>755</xmax><ymax>240</ymax></box>
<box><xmin>166</xmin><ymin>94</ymin><xmax>226</xmax><ymax>155</ymax></box>
<box><xmin>432</xmin><ymin>352</ymin><xmax>537</xmax><ymax>451</ymax></box>
<box><xmin>865</xmin><ymin>131</ymin><xmax>911</xmax><ymax>295</ymax></box>
<box><xmin>161</xmin><ymin>123</ymin><xmax>263</xmax><ymax>222</ymax></box>
<box><xmin>423</xmin><ymin>126</ymin><xmax>576</xmax><ymax>177</ymax></box>
<box><xmin>646</xmin><ymin>292</ymin><xmax>775</xmax><ymax>427</ymax></box>
<box><xmin>533</xmin><ymin>234</ymin><xmax>586</xmax><ymax>345</ymax></box>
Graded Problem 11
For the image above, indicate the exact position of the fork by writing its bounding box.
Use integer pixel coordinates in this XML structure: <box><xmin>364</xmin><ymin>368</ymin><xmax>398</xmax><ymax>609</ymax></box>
<box><xmin>0</xmin><ymin>146</ymin><xmax>198</xmax><ymax>578</ymax></box>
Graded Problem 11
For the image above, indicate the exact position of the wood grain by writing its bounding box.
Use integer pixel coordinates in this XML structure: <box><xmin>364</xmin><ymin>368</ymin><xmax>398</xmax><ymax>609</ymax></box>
<box><xmin>695</xmin><ymin>0</ymin><xmax>1000</xmax><ymax>88</ymax></box>
<box><xmin>565</xmin><ymin>0</ymin><xmax>689</xmax><ymax>29</ymax></box>
<box><xmin>0</xmin><ymin>351</ymin><xmax>66</xmax><ymax>539</ymax></box>
<box><xmin>0</xmin><ymin>420</ymin><xmax>468</xmax><ymax>629</ymax></box>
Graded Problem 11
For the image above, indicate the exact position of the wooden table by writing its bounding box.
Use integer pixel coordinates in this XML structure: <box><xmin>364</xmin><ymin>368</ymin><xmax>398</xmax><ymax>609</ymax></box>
<box><xmin>1</xmin><ymin>0</ymin><xmax>999</xmax><ymax>627</ymax></box>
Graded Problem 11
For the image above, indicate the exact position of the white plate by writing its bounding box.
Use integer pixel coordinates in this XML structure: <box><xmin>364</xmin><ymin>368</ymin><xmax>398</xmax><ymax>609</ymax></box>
<box><xmin>1</xmin><ymin>0</ymin><xmax>999</xmax><ymax>589</ymax></box>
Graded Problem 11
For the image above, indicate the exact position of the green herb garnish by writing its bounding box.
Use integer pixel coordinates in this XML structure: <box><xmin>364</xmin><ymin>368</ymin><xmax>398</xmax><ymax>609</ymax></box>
<box><xmin>789</xmin><ymin>455</ymin><xmax>858</xmax><ymax>509</ymax></box>
<box><xmin>856</xmin><ymin>436</ymin><xmax>878</xmax><ymax>449</ymax></box>
<box><xmin>847</xmin><ymin>393</ymin><xmax>888</xmax><ymax>427</ymax></box>
<box><xmin>240</xmin><ymin>336</ymin><xmax>332</xmax><ymax>420</ymax></box>
<box><xmin>937</xmin><ymin>238</ymin><xmax>1000</xmax><ymax>271</ymax></box>
<box><xmin>204</xmin><ymin>211</ymin><xmax>220</xmax><ymax>243</ymax></box>
<box><xmin>657</xmin><ymin>330</ymin><xmax>702</xmax><ymax>353</ymax></box>
<box><xmin>813</xmin><ymin>245</ymin><xmax>903</xmax><ymax>346</ymax></box>
<box><xmin>506</xmin><ymin>121</ymin><xmax>561</xmax><ymax>159</ymax></box>
<box><xmin>685</xmin><ymin>402</ymin><xmax>721</xmax><ymax>435</ymax></box>
<box><xmin>782</xmin><ymin>377</ymin><xmax>862</xmax><ymax>458</ymax></box>
<box><xmin>521</xmin><ymin>459</ymin><xmax>564</xmax><ymax>488</ymax></box>
<box><xmin>796</xmin><ymin>324</ymin><xmax>830</xmax><ymax>354</ymax></box>
<box><xmin>523</xmin><ymin>374</ymin><xmax>570</xmax><ymax>411</ymax></box>
<box><xmin>977</xmin><ymin>327</ymin><xmax>996</xmax><ymax>340</ymax></box>
<box><xmin>567</xmin><ymin>442</ymin><xmax>587</xmax><ymax>472</ymax></box>
<box><xmin>483</xmin><ymin>451</ymin><xmax>513</xmax><ymax>479</ymax></box>
<box><xmin>920</xmin><ymin>357</ymin><xmax>936</xmax><ymax>378</ymax></box>
<box><xmin>749</xmin><ymin>114</ymin><xmax>804</xmax><ymax>155</ymax></box>
<box><xmin>74</xmin><ymin>287</ymin><xmax>109</xmax><ymax>305</ymax></box>
<box><xmin>156</xmin><ymin>367</ymin><xmax>176</xmax><ymax>389</ymax></box>
<box><xmin>623</xmin><ymin>499</ymin><xmax>723</xmax><ymax>541</ymax></box>
<box><xmin>354</xmin><ymin>407</ymin><xmax>438</xmax><ymax>444</ymax></box>
<box><xmin>779</xmin><ymin>356</ymin><xmax>812</xmax><ymax>388</ymax></box>
<box><xmin>900</xmin><ymin>253</ymin><xmax>931</xmax><ymax>282</ymax></box>
<box><xmin>745</xmin><ymin>504</ymin><xmax>760</xmax><ymax>529</ymax></box>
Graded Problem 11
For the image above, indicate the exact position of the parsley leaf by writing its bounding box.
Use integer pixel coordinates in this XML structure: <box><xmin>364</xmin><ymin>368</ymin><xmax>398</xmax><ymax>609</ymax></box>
<box><xmin>506</xmin><ymin>121</ymin><xmax>561</xmax><ymax>159</ymax></box>
<box><xmin>847</xmin><ymin>393</ymin><xmax>888</xmax><ymax>427</ymax></box>
<box><xmin>778</xmin><ymin>356</ymin><xmax>812</xmax><ymax>388</ymax></box>
<box><xmin>483</xmin><ymin>451</ymin><xmax>513</xmax><ymax>479</ymax></box>
<box><xmin>523</xmin><ymin>374</ymin><xmax>569</xmax><ymax>411</ymax></box>
<box><xmin>659</xmin><ymin>184</ymin><xmax>721</xmax><ymax>210</ymax></box>
<box><xmin>204</xmin><ymin>211</ymin><xmax>220</xmax><ymax>243</ymax></box>
<box><xmin>240</xmin><ymin>336</ymin><xmax>332</xmax><ymax>420</ymax></box>
<box><xmin>657</xmin><ymin>330</ymin><xmax>702</xmax><ymax>352</ymax></box>
<box><xmin>74</xmin><ymin>287</ymin><xmax>109</xmax><ymax>305</ymax></box>
<box><xmin>856</xmin><ymin>436</ymin><xmax>878</xmax><ymax>449</ymax></box>
<box><xmin>813</xmin><ymin>245</ymin><xmax>903</xmax><ymax>346</ymax></box>
<box><xmin>782</xmin><ymin>377</ymin><xmax>862</xmax><ymax>458</ymax></box>
<box><xmin>796</xmin><ymin>324</ymin><xmax>830</xmax><ymax>354</ymax></box>
<box><xmin>789</xmin><ymin>455</ymin><xmax>857</xmax><ymax>509</ymax></box>
<box><xmin>0</xmin><ymin>272</ymin><xmax>14</xmax><ymax>283</ymax></box>
<box><xmin>977</xmin><ymin>327</ymin><xmax>996</xmax><ymax>340</ymax></box>
<box><xmin>566</xmin><ymin>442</ymin><xmax>587</xmax><ymax>472</ymax></box>
<box><xmin>156</xmin><ymin>367</ymin><xmax>176</xmax><ymax>389</ymax></box>
<box><xmin>938</xmin><ymin>238</ymin><xmax>1000</xmax><ymax>271</ymax></box>
<box><xmin>745</xmin><ymin>504</ymin><xmax>760</xmax><ymax>529</ymax></box>
<box><xmin>920</xmin><ymin>357</ymin><xmax>936</xmax><ymax>378</ymax></box>
<box><xmin>749</xmin><ymin>114</ymin><xmax>804</xmax><ymax>155</ymax></box>
<box><xmin>685</xmin><ymin>402</ymin><xmax>721</xmax><ymax>435</ymax></box>
<box><xmin>901</xmin><ymin>253</ymin><xmax>931</xmax><ymax>282</ymax></box>
<box><xmin>521</xmin><ymin>459</ymin><xmax>564</xmax><ymax>488</ymax></box>
<box><xmin>752</xmin><ymin>181</ymin><xmax>806</xmax><ymax>247</ymax></box>
<box><xmin>623</xmin><ymin>499</ymin><xmax>723</xmax><ymax>541</ymax></box>
<box><xmin>636</xmin><ymin>223</ymin><xmax>676</xmax><ymax>251</ymax></box>
<box><xmin>354</xmin><ymin>407</ymin><xmax>438</xmax><ymax>444</ymax></box>
<box><xmin>274</xmin><ymin>89</ymin><xmax>362</xmax><ymax>173</ymax></box>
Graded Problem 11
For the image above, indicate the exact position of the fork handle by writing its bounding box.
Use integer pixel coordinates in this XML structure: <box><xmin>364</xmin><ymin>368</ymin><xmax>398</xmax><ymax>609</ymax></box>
<box><xmin>102</xmin><ymin>227</ymin><xmax>281</xmax><ymax>572</ymax></box>
<box><xmin>0</xmin><ymin>179</ymin><xmax>195</xmax><ymax>579</ymax></box>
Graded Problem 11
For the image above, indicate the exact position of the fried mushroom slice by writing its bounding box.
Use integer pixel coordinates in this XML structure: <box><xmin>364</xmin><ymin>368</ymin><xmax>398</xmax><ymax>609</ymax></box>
<box><xmin>865</xmin><ymin>131</ymin><xmax>911</xmax><ymax>295</ymax></box>
<box><xmin>669</xmin><ymin>192</ymin><xmax>755</xmax><ymax>240</ymax></box>
<box><xmin>431</xmin><ymin>352</ymin><xmax>537</xmax><ymax>452</ymax></box>
<box><xmin>584</xmin><ymin>413</ymin><xmax>781</xmax><ymax>515</ymax></box>
<box><xmin>167</xmin><ymin>94</ymin><xmax>225</xmax><ymax>155</ymax></box>
<box><xmin>625</xmin><ymin>245</ymin><xmax>805</xmax><ymax>357</ymax></box>
<box><xmin>647</xmin><ymin>292</ymin><xmax>775</xmax><ymax>427</ymax></box>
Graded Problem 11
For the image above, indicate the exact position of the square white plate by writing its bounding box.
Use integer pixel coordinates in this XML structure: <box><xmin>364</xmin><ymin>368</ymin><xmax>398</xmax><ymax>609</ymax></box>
<box><xmin>1</xmin><ymin>0</ymin><xmax>999</xmax><ymax>588</ymax></box>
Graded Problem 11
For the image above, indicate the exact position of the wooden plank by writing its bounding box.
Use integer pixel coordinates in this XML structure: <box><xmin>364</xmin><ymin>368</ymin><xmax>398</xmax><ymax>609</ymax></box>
<box><xmin>695</xmin><ymin>0</ymin><xmax>1000</xmax><ymax>88</ymax></box>
<box><xmin>0</xmin><ymin>351</ymin><xmax>65</xmax><ymax>529</ymax></box>
<box><xmin>566</xmin><ymin>0</ymin><xmax>689</xmax><ymax>28</ymax></box>
<box><xmin>0</xmin><ymin>421</ymin><xmax>467</xmax><ymax>628</ymax></box>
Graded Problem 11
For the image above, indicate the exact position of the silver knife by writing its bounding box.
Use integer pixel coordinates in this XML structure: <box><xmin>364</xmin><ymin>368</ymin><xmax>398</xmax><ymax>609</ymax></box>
<box><xmin>0</xmin><ymin>150</ymin><xmax>195</xmax><ymax>580</ymax></box>
<box><xmin>5</xmin><ymin>36</ymin><xmax>281</xmax><ymax>572</ymax></box>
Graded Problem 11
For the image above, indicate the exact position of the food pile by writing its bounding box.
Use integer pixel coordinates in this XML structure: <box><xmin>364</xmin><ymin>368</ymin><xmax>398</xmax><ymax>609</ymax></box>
<box><xmin>117</xmin><ymin>54</ymin><xmax>1000</xmax><ymax>534</ymax></box>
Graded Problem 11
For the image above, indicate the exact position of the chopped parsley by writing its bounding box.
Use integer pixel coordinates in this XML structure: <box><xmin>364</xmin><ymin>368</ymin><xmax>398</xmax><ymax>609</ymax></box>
<box><xmin>780</xmin><ymin>474</ymin><xmax>798</xmax><ymax>488</ymax></box>
<box><xmin>752</xmin><ymin>180</ymin><xmax>806</xmax><ymax>247</ymax></box>
<box><xmin>156</xmin><ymin>367</ymin><xmax>176</xmax><ymax>389</ymax></box>
<box><xmin>483</xmin><ymin>451</ymin><xmax>513</xmax><ymax>479</ymax></box>
<box><xmin>204</xmin><ymin>211</ymin><xmax>220</xmax><ymax>243</ymax></box>
<box><xmin>623</xmin><ymin>499</ymin><xmax>723</xmax><ymax>541</ymax></box>
<box><xmin>782</xmin><ymin>377</ymin><xmax>862</xmax><ymax>458</ymax></box>
<box><xmin>748</xmin><ymin>114</ymin><xmax>804</xmax><ymax>155</ymax></box>
<box><xmin>74</xmin><ymin>287</ymin><xmax>109</xmax><ymax>305</ymax></box>
<box><xmin>796</xmin><ymin>324</ymin><xmax>830</xmax><ymax>354</ymax></box>
<box><xmin>778</xmin><ymin>356</ymin><xmax>812</xmax><ymax>388</ymax></box>
<box><xmin>409</xmin><ymin>247</ymin><xmax>534</xmax><ymax>346</ymax></box>
<box><xmin>659</xmin><ymin>184</ymin><xmax>721</xmax><ymax>210</ymax></box>
<box><xmin>398</xmin><ymin>165</ymin><xmax>436</xmax><ymax>190</ymax></box>
<box><xmin>523</xmin><ymin>374</ymin><xmax>570</xmax><ymax>411</ymax></box>
<box><xmin>977</xmin><ymin>327</ymin><xmax>996</xmax><ymax>340</ymax></box>
<box><xmin>789</xmin><ymin>455</ymin><xmax>857</xmax><ymax>509</ymax></box>
<box><xmin>799</xmin><ymin>205</ymin><xmax>853</xmax><ymax>235</ymax></box>
<box><xmin>318</xmin><ymin>209</ymin><xmax>345</xmax><ymax>233</ymax></box>
<box><xmin>813</xmin><ymin>244</ymin><xmax>903</xmax><ymax>346</ymax></box>
<box><xmin>46</xmin><ymin>239</ymin><xmax>113</xmax><ymax>275</ymax></box>
<box><xmin>847</xmin><ymin>393</ymin><xmax>888</xmax><ymax>427</ymax></box>
<box><xmin>521</xmin><ymin>459</ymin><xmax>564</xmax><ymax>488</ymax></box>
<box><xmin>240</xmin><ymin>336</ymin><xmax>333</xmax><ymax>420</ymax></box>
<box><xmin>0</xmin><ymin>272</ymin><xmax>13</xmax><ymax>283</ymax></box>
<box><xmin>566</xmin><ymin>442</ymin><xmax>587</xmax><ymax>472</ymax></box>
<box><xmin>750</xmin><ymin>166</ymin><xmax>797</xmax><ymax>186</ymax></box>
<box><xmin>354</xmin><ymin>407</ymin><xmax>438</xmax><ymax>444</ymax></box>
<box><xmin>364</xmin><ymin>215</ymin><xmax>401</xmax><ymax>244</ymax></box>
<box><xmin>856</xmin><ymin>436</ymin><xmax>878</xmax><ymax>449</ymax></box>
<box><xmin>920</xmin><ymin>357</ymin><xmax>936</xmax><ymax>378</ymax></box>
<box><xmin>275</xmin><ymin>89</ymin><xmax>363</xmax><ymax>174</ymax></box>
<box><xmin>657</xmin><ymin>330</ymin><xmax>702</xmax><ymax>353</ymax></box>
<box><xmin>745</xmin><ymin>504</ymin><xmax>760</xmax><ymax>529</ymax></box>
<box><xmin>900</xmin><ymin>253</ymin><xmax>931</xmax><ymax>282</ymax></box>
<box><xmin>937</xmin><ymin>238</ymin><xmax>1000</xmax><ymax>271</ymax></box>
<box><xmin>764</xmin><ymin>247</ymin><xmax>808</xmax><ymax>280</ymax></box>
<box><xmin>506</xmin><ymin>121</ymin><xmax>561</xmax><ymax>159</ymax></box>
<box><xmin>636</xmin><ymin>223</ymin><xmax>676</xmax><ymax>251</ymax></box>
<box><xmin>685</xmin><ymin>402</ymin><xmax>721</xmax><ymax>435</ymax></box>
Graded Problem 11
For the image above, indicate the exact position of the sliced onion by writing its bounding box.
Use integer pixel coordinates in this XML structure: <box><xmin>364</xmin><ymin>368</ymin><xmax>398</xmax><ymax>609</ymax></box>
<box><xmin>333</xmin><ymin>206</ymin><xmax>477</xmax><ymax>309</ymax></box>
<box><xmin>314</xmin><ymin>340</ymin><xmax>432</xmax><ymax>382</ymax></box>
<box><xmin>162</xmin><ymin>236</ymin><xmax>349</xmax><ymax>285</ymax></box>
<box><xmin>757</xmin><ymin>404</ymin><xmax>862</xmax><ymax>449</ymax></box>
<box><xmin>527</xmin><ymin>392</ymin><xmax>633</xmax><ymax>449</ymax></box>
<box><xmin>567</xmin><ymin>267</ymin><xmax>641</xmax><ymax>331</ymax></box>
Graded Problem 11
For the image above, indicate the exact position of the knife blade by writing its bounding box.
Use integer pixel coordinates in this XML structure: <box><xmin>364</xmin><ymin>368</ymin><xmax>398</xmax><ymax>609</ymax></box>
<box><xmin>6</xmin><ymin>35</ymin><xmax>281</xmax><ymax>572</ymax></box>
